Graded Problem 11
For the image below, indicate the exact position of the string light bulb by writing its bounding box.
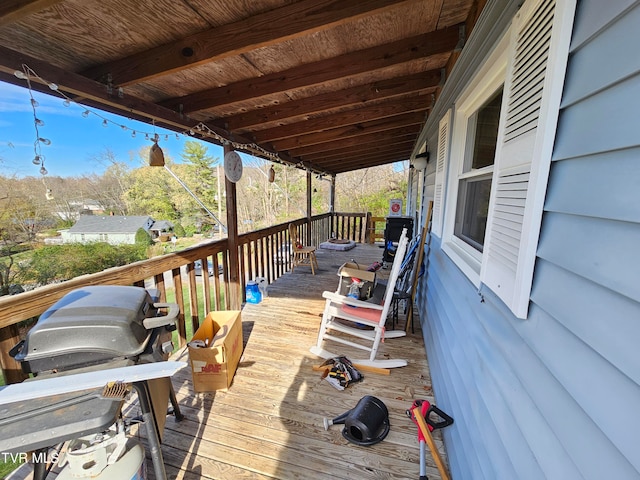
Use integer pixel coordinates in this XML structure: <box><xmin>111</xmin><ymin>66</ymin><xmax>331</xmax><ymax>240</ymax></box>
<box><xmin>63</xmin><ymin>99</ymin><xmax>70</xmax><ymax>107</ymax></box>
<box><xmin>102</xmin><ymin>119</ymin><xmax>108</xmax><ymax>128</ymax></box>
<box><xmin>48</xmin><ymin>83</ymin><xmax>58</xmax><ymax>91</ymax></box>
<box><xmin>39</xmin><ymin>165</ymin><xmax>48</xmax><ymax>175</ymax></box>
<box><xmin>30</xmin><ymin>98</ymin><xmax>39</xmax><ymax>108</ymax></box>
<box><xmin>35</xmin><ymin>118</ymin><xmax>44</xmax><ymax>126</ymax></box>
<box><xmin>38</xmin><ymin>137</ymin><xmax>51</xmax><ymax>145</ymax></box>
<box><xmin>32</xmin><ymin>155</ymin><xmax>41</xmax><ymax>165</ymax></box>
<box><xmin>82</xmin><ymin>110</ymin><xmax>90</xmax><ymax>118</ymax></box>
<box><xmin>14</xmin><ymin>70</ymin><xmax>27</xmax><ymax>80</ymax></box>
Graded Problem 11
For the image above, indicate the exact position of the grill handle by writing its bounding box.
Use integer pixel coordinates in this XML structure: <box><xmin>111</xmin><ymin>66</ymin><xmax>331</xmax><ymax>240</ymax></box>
<box><xmin>144</xmin><ymin>302</ymin><xmax>179</xmax><ymax>329</ymax></box>
<box><xmin>9</xmin><ymin>340</ymin><xmax>25</xmax><ymax>359</ymax></box>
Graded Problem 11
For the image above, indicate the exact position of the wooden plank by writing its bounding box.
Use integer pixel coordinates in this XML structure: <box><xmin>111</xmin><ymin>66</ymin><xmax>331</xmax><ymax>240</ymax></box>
<box><xmin>172</xmin><ymin>267</ymin><xmax>187</xmax><ymax>346</ymax></box>
<box><xmin>0</xmin><ymin>0</ymin><xmax>63</xmax><ymax>27</ymax></box>
<box><xmin>187</xmin><ymin>262</ymin><xmax>200</xmax><ymax>331</ymax></box>
<box><xmin>0</xmin><ymin>324</ymin><xmax>26</xmax><ymax>384</ymax></box>
<box><xmin>82</xmin><ymin>0</ymin><xmax>417</xmax><ymax>86</ymax></box>
<box><xmin>270</xmin><ymin>108</ymin><xmax>428</xmax><ymax>150</ymax></box>
<box><xmin>287</xmin><ymin>124</ymin><xmax>420</xmax><ymax>156</ymax></box>
<box><xmin>159</xmin><ymin>26</ymin><xmax>462</xmax><ymax>113</ymax></box>
<box><xmin>225</xmin><ymin>71</ymin><xmax>441</xmax><ymax>130</ymax></box>
<box><xmin>258</xmin><ymin>108</ymin><xmax>427</xmax><ymax>145</ymax></box>
<box><xmin>406</xmin><ymin>201</ymin><xmax>432</xmax><ymax>331</ymax></box>
<box><xmin>151</xmin><ymin>243</ymin><xmax>444</xmax><ymax>479</ymax></box>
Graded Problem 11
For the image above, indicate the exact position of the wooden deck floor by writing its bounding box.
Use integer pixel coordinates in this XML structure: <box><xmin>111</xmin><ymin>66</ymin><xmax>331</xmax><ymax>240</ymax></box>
<box><xmin>156</xmin><ymin>242</ymin><xmax>447</xmax><ymax>480</ymax></box>
<box><xmin>7</xmin><ymin>243</ymin><xmax>447</xmax><ymax>480</ymax></box>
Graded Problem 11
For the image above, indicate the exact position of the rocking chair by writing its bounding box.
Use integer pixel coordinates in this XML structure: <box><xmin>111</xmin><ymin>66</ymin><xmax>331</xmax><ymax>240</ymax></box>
<box><xmin>288</xmin><ymin>223</ymin><xmax>318</xmax><ymax>274</ymax></box>
<box><xmin>310</xmin><ymin>228</ymin><xmax>409</xmax><ymax>368</ymax></box>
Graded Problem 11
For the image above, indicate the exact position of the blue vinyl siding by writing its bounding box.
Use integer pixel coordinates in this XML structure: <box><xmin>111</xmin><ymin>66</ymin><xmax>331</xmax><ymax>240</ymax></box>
<box><xmin>418</xmin><ymin>0</ymin><xmax>640</xmax><ymax>477</ymax></box>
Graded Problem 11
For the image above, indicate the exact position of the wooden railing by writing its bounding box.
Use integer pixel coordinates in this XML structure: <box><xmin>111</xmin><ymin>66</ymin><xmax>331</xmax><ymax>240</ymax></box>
<box><xmin>0</xmin><ymin>212</ymin><xmax>370</xmax><ymax>384</ymax></box>
<box><xmin>368</xmin><ymin>216</ymin><xmax>386</xmax><ymax>244</ymax></box>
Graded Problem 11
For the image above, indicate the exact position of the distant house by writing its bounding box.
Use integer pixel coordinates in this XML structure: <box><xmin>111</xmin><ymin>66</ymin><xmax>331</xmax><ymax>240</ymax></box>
<box><xmin>60</xmin><ymin>215</ymin><xmax>154</xmax><ymax>245</ymax></box>
<box><xmin>148</xmin><ymin>220</ymin><xmax>174</xmax><ymax>239</ymax></box>
<box><xmin>54</xmin><ymin>199</ymin><xmax>104</xmax><ymax>221</ymax></box>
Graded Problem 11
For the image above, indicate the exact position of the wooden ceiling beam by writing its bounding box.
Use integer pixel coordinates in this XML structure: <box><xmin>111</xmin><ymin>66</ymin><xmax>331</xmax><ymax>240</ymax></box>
<box><xmin>271</xmin><ymin>110</ymin><xmax>426</xmax><ymax>151</ymax></box>
<box><xmin>328</xmin><ymin>152</ymin><xmax>412</xmax><ymax>173</ymax></box>
<box><xmin>305</xmin><ymin>140</ymin><xmax>415</xmax><ymax>163</ymax></box>
<box><xmin>81</xmin><ymin>0</ymin><xmax>416</xmax><ymax>86</ymax></box>
<box><xmin>254</xmin><ymin>97</ymin><xmax>429</xmax><ymax>143</ymax></box>
<box><xmin>0</xmin><ymin>45</ymin><xmax>330</xmax><ymax>175</ymax></box>
<box><xmin>287</xmin><ymin>124</ymin><xmax>420</xmax><ymax>157</ymax></box>
<box><xmin>221</xmin><ymin>71</ymin><xmax>440</xmax><ymax>130</ymax></box>
<box><xmin>160</xmin><ymin>25</ymin><xmax>461</xmax><ymax>113</ymax></box>
<box><xmin>0</xmin><ymin>0</ymin><xmax>63</xmax><ymax>27</ymax></box>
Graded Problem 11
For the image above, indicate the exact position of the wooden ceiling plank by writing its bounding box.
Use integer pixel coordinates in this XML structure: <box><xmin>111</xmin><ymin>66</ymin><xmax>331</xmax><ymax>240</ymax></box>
<box><xmin>81</xmin><ymin>0</ymin><xmax>416</xmax><ymax>86</ymax></box>
<box><xmin>258</xmin><ymin>109</ymin><xmax>428</xmax><ymax>145</ymax></box>
<box><xmin>222</xmin><ymin>71</ymin><xmax>440</xmax><ymax>130</ymax></box>
<box><xmin>272</xmin><ymin>111</ymin><xmax>426</xmax><ymax>150</ymax></box>
<box><xmin>287</xmin><ymin>125</ymin><xmax>420</xmax><ymax>156</ymax></box>
<box><xmin>305</xmin><ymin>140</ymin><xmax>415</xmax><ymax>163</ymax></box>
<box><xmin>159</xmin><ymin>25</ymin><xmax>461</xmax><ymax>113</ymax></box>
<box><xmin>256</xmin><ymin>97</ymin><xmax>428</xmax><ymax>143</ymax></box>
<box><xmin>328</xmin><ymin>153</ymin><xmax>412</xmax><ymax>173</ymax></box>
<box><xmin>322</xmin><ymin>150</ymin><xmax>412</xmax><ymax>169</ymax></box>
<box><xmin>0</xmin><ymin>0</ymin><xmax>63</xmax><ymax>27</ymax></box>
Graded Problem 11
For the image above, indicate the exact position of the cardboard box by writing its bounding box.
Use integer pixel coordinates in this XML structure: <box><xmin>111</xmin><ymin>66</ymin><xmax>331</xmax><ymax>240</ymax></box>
<box><xmin>188</xmin><ymin>311</ymin><xmax>243</xmax><ymax>392</ymax></box>
<box><xmin>337</xmin><ymin>262</ymin><xmax>376</xmax><ymax>300</ymax></box>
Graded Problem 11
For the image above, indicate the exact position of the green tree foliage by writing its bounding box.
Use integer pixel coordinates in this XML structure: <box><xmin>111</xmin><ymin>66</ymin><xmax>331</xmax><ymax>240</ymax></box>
<box><xmin>124</xmin><ymin>148</ymin><xmax>179</xmax><ymax>220</ymax></box>
<box><xmin>178</xmin><ymin>141</ymin><xmax>220</xmax><ymax>229</ymax></box>
<box><xmin>173</xmin><ymin>223</ymin><xmax>185</xmax><ymax>237</ymax></box>
<box><xmin>135</xmin><ymin>227</ymin><xmax>153</xmax><ymax>246</ymax></box>
<box><xmin>25</xmin><ymin>243</ymin><xmax>146</xmax><ymax>285</ymax></box>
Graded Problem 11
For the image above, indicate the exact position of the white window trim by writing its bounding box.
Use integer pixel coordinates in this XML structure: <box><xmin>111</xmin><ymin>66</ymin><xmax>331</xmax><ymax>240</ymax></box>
<box><xmin>441</xmin><ymin>33</ymin><xmax>509</xmax><ymax>287</ymax></box>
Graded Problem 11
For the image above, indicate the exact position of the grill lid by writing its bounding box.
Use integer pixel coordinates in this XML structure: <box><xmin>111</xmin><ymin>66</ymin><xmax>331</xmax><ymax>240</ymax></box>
<box><xmin>15</xmin><ymin>286</ymin><xmax>161</xmax><ymax>369</ymax></box>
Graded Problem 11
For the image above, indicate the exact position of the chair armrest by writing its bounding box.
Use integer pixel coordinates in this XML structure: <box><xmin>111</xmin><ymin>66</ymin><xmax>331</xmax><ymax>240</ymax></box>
<box><xmin>321</xmin><ymin>291</ymin><xmax>384</xmax><ymax>310</ymax></box>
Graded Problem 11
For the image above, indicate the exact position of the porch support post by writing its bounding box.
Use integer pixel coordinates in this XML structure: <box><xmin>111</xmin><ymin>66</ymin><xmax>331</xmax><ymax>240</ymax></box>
<box><xmin>224</xmin><ymin>144</ymin><xmax>242</xmax><ymax>310</ymax></box>
<box><xmin>329</xmin><ymin>175</ymin><xmax>336</xmax><ymax>213</ymax></box>
<box><xmin>306</xmin><ymin>170</ymin><xmax>312</xmax><ymax>241</ymax></box>
<box><xmin>0</xmin><ymin>324</ymin><xmax>26</xmax><ymax>384</ymax></box>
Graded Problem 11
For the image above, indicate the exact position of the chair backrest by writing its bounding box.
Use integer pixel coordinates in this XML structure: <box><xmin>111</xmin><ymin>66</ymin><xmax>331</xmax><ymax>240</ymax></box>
<box><xmin>378</xmin><ymin>228</ymin><xmax>409</xmax><ymax>320</ymax></box>
<box><xmin>288</xmin><ymin>223</ymin><xmax>300</xmax><ymax>249</ymax></box>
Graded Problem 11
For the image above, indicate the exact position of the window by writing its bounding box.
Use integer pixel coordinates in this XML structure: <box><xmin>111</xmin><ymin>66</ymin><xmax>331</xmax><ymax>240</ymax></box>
<box><xmin>436</xmin><ymin>0</ymin><xmax>575</xmax><ymax>318</ymax></box>
<box><xmin>454</xmin><ymin>89</ymin><xmax>503</xmax><ymax>252</ymax></box>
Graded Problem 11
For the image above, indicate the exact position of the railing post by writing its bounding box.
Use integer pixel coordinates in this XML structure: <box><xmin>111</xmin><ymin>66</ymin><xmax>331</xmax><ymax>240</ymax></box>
<box><xmin>0</xmin><ymin>324</ymin><xmax>27</xmax><ymax>384</ymax></box>
<box><xmin>306</xmin><ymin>170</ymin><xmax>312</xmax><ymax>242</ymax></box>
<box><xmin>365</xmin><ymin>212</ymin><xmax>372</xmax><ymax>243</ymax></box>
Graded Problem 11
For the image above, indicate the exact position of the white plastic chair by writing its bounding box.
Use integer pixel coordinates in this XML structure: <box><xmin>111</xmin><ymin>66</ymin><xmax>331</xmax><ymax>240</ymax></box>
<box><xmin>310</xmin><ymin>228</ymin><xmax>409</xmax><ymax>368</ymax></box>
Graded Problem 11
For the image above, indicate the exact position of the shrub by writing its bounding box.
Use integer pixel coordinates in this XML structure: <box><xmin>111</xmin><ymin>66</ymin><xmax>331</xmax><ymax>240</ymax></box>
<box><xmin>173</xmin><ymin>223</ymin><xmax>186</xmax><ymax>237</ymax></box>
<box><xmin>25</xmin><ymin>243</ymin><xmax>147</xmax><ymax>285</ymax></box>
<box><xmin>135</xmin><ymin>228</ymin><xmax>153</xmax><ymax>246</ymax></box>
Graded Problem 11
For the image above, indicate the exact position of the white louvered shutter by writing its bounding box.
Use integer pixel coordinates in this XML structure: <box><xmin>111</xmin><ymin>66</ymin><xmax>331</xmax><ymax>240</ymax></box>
<box><xmin>480</xmin><ymin>0</ymin><xmax>575</xmax><ymax>318</ymax></box>
<box><xmin>432</xmin><ymin>110</ymin><xmax>451</xmax><ymax>236</ymax></box>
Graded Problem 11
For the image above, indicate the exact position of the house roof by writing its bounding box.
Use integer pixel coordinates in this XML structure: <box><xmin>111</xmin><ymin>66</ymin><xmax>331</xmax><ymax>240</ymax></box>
<box><xmin>0</xmin><ymin>0</ymin><xmax>484</xmax><ymax>176</ymax></box>
<box><xmin>68</xmin><ymin>215</ymin><xmax>152</xmax><ymax>234</ymax></box>
<box><xmin>150</xmin><ymin>220</ymin><xmax>174</xmax><ymax>231</ymax></box>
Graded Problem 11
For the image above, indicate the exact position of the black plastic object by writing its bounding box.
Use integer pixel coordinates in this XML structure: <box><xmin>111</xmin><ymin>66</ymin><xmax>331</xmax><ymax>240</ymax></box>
<box><xmin>341</xmin><ymin>395</ymin><xmax>390</xmax><ymax>446</ymax></box>
<box><xmin>425</xmin><ymin>404</ymin><xmax>454</xmax><ymax>430</ymax></box>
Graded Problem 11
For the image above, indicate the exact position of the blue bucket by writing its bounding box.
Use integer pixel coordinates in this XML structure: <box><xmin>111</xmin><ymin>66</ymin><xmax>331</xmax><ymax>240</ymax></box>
<box><xmin>245</xmin><ymin>281</ymin><xmax>262</xmax><ymax>304</ymax></box>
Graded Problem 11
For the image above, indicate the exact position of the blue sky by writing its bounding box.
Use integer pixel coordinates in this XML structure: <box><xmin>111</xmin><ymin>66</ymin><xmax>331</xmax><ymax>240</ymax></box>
<box><xmin>0</xmin><ymin>80</ymin><xmax>224</xmax><ymax>178</ymax></box>
<box><xmin>0</xmin><ymin>79</ymin><xmax>408</xmax><ymax>178</ymax></box>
